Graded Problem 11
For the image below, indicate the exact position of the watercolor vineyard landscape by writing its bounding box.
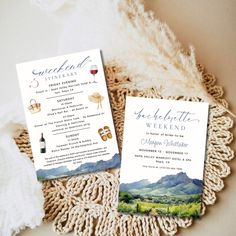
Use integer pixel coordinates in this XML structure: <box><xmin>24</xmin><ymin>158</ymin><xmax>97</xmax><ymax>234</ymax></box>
<box><xmin>118</xmin><ymin>172</ymin><xmax>203</xmax><ymax>218</ymax></box>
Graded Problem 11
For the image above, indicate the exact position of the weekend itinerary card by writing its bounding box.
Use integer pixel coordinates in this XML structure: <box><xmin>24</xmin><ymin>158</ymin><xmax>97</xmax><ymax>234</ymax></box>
<box><xmin>118</xmin><ymin>97</ymin><xmax>209</xmax><ymax>218</ymax></box>
<box><xmin>17</xmin><ymin>49</ymin><xmax>120</xmax><ymax>181</ymax></box>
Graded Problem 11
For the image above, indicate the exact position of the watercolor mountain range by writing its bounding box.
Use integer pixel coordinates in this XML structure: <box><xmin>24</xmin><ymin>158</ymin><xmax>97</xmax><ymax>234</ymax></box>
<box><xmin>37</xmin><ymin>153</ymin><xmax>120</xmax><ymax>181</ymax></box>
<box><xmin>118</xmin><ymin>172</ymin><xmax>203</xmax><ymax>218</ymax></box>
<box><xmin>120</xmin><ymin>172</ymin><xmax>203</xmax><ymax>196</ymax></box>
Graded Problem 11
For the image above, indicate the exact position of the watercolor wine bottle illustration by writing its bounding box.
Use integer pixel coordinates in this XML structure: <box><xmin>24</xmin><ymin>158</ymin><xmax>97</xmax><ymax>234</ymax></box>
<box><xmin>39</xmin><ymin>133</ymin><xmax>46</xmax><ymax>153</ymax></box>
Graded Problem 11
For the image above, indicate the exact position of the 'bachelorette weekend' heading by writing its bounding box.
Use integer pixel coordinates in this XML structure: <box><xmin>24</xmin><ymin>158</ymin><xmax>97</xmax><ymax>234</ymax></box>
<box><xmin>134</xmin><ymin>108</ymin><xmax>200</xmax><ymax>123</ymax></box>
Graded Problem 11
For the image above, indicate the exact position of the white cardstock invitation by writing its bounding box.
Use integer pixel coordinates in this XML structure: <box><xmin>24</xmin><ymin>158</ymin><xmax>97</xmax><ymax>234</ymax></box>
<box><xmin>17</xmin><ymin>49</ymin><xmax>120</xmax><ymax>181</ymax></box>
<box><xmin>118</xmin><ymin>96</ymin><xmax>209</xmax><ymax>218</ymax></box>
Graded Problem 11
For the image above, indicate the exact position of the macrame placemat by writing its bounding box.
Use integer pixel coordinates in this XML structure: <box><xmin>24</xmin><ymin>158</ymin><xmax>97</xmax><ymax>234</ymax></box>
<box><xmin>15</xmin><ymin>63</ymin><xmax>234</xmax><ymax>236</ymax></box>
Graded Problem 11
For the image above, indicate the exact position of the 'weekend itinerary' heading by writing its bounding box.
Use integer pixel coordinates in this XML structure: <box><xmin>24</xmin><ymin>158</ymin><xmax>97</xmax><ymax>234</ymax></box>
<box><xmin>32</xmin><ymin>56</ymin><xmax>91</xmax><ymax>80</ymax></box>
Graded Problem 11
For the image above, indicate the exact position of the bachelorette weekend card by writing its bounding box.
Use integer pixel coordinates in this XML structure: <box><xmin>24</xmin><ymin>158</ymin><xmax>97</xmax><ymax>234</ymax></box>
<box><xmin>118</xmin><ymin>97</ymin><xmax>209</xmax><ymax>218</ymax></box>
<box><xmin>17</xmin><ymin>49</ymin><xmax>120</xmax><ymax>181</ymax></box>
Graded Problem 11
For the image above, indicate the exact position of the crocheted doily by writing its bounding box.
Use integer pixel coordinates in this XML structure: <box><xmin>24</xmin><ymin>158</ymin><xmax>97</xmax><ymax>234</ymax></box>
<box><xmin>15</xmin><ymin>63</ymin><xmax>234</xmax><ymax>236</ymax></box>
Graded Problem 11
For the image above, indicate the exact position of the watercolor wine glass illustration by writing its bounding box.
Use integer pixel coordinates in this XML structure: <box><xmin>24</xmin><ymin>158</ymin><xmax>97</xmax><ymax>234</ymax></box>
<box><xmin>90</xmin><ymin>65</ymin><xmax>98</xmax><ymax>83</ymax></box>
